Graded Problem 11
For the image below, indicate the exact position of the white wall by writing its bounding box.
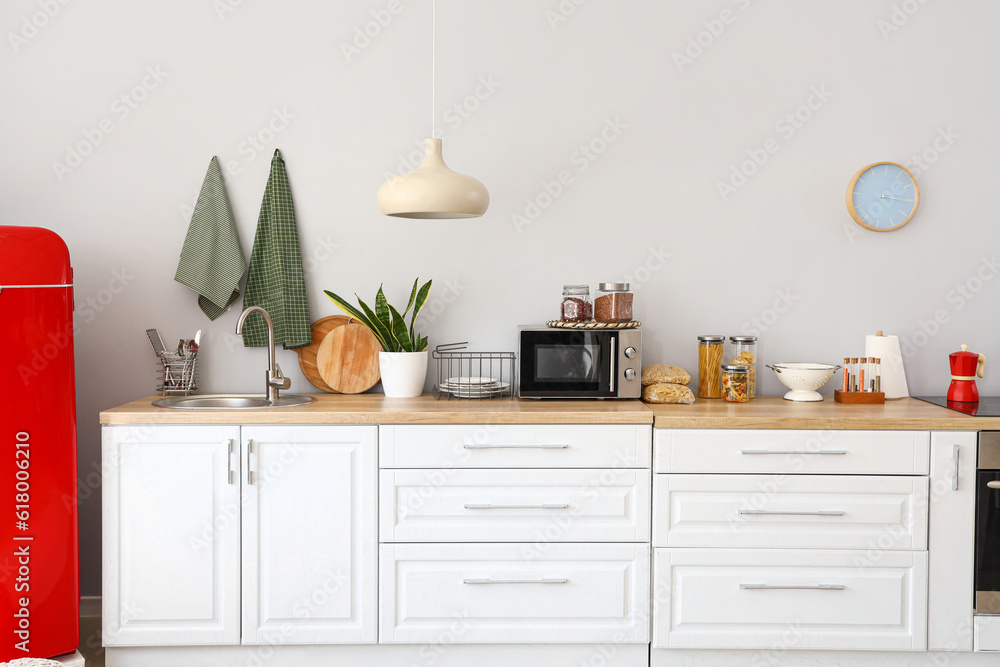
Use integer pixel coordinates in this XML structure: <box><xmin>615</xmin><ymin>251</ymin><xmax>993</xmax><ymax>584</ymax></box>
<box><xmin>2</xmin><ymin>0</ymin><xmax>998</xmax><ymax>595</ymax></box>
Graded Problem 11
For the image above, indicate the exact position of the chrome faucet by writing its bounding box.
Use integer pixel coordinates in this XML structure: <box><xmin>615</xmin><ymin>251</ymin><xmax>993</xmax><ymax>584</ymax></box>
<box><xmin>235</xmin><ymin>306</ymin><xmax>290</xmax><ymax>403</ymax></box>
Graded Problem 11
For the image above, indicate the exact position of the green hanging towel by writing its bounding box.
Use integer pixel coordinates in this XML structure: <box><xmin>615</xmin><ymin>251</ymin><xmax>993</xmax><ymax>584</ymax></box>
<box><xmin>174</xmin><ymin>156</ymin><xmax>246</xmax><ymax>320</ymax></box>
<box><xmin>241</xmin><ymin>149</ymin><xmax>311</xmax><ymax>349</ymax></box>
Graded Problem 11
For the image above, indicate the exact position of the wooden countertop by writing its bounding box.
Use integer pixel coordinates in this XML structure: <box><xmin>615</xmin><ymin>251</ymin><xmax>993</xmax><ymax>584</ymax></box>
<box><xmin>648</xmin><ymin>396</ymin><xmax>1000</xmax><ymax>430</ymax></box>
<box><xmin>99</xmin><ymin>394</ymin><xmax>1000</xmax><ymax>430</ymax></box>
<box><xmin>99</xmin><ymin>394</ymin><xmax>655</xmax><ymax>425</ymax></box>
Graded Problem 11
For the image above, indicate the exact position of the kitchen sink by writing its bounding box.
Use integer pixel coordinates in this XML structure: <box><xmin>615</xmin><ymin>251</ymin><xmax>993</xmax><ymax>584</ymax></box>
<box><xmin>152</xmin><ymin>394</ymin><xmax>316</xmax><ymax>410</ymax></box>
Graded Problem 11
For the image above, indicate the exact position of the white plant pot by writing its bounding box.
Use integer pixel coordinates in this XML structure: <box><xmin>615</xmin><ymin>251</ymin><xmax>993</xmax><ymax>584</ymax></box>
<box><xmin>378</xmin><ymin>351</ymin><xmax>428</xmax><ymax>398</ymax></box>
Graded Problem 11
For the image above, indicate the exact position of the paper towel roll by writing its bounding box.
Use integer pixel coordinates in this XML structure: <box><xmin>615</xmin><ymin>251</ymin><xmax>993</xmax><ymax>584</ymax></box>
<box><xmin>866</xmin><ymin>334</ymin><xmax>909</xmax><ymax>399</ymax></box>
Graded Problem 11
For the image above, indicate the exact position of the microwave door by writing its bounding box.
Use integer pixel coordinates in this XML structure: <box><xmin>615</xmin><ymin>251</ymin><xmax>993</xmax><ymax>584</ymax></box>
<box><xmin>521</xmin><ymin>331</ymin><xmax>615</xmax><ymax>397</ymax></box>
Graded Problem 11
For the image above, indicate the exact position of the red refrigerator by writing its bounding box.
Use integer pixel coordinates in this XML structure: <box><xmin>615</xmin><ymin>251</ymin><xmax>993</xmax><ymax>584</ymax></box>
<box><xmin>0</xmin><ymin>226</ymin><xmax>80</xmax><ymax>659</ymax></box>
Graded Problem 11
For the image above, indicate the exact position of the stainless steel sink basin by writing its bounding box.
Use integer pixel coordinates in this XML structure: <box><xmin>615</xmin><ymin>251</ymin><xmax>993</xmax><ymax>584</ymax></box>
<box><xmin>152</xmin><ymin>394</ymin><xmax>316</xmax><ymax>410</ymax></box>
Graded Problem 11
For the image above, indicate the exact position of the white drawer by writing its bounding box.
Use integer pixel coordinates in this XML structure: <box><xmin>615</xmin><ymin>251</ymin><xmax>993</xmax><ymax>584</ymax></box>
<box><xmin>380</xmin><ymin>543</ymin><xmax>650</xmax><ymax>644</ymax></box>
<box><xmin>380</xmin><ymin>424</ymin><xmax>651</xmax><ymax>469</ymax></box>
<box><xmin>381</xmin><ymin>468</ymin><xmax>650</xmax><ymax>542</ymax></box>
<box><xmin>654</xmin><ymin>429</ymin><xmax>929</xmax><ymax>474</ymax></box>
<box><xmin>652</xmin><ymin>548</ymin><xmax>927</xmax><ymax>650</ymax></box>
<box><xmin>653</xmin><ymin>474</ymin><xmax>928</xmax><ymax>549</ymax></box>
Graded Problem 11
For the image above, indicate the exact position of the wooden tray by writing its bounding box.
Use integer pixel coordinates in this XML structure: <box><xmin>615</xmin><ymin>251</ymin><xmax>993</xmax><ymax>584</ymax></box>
<box><xmin>545</xmin><ymin>320</ymin><xmax>641</xmax><ymax>329</ymax></box>
<box><xmin>834</xmin><ymin>390</ymin><xmax>885</xmax><ymax>404</ymax></box>
<box><xmin>295</xmin><ymin>316</ymin><xmax>351</xmax><ymax>392</ymax></box>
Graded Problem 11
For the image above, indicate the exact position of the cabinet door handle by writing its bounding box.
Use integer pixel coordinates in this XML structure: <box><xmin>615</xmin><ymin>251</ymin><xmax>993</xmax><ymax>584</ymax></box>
<box><xmin>739</xmin><ymin>584</ymin><xmax>845</xmax><ymax>591</ymax></box>
<box><xmin>740</xmin><ymin>510</ymin><xmax>844</xmax><ymax>516</ymax></box>
<box><xmin>988</xmin><ymin>481</ymin><xmax>1000</xmax><ymax>490</ymax></box>
<box><xmin>246</xmin><ymin>439</ymin><xmax>254</xmax><ymax>486</ymax></box>
<box><xmin>464</xmin><ymin>503</ymin><xmax>570</xmax><ymax>510</ymax></box>
<box><xmin>463</xmin><ymin>578</ymin><xmax>568</xmax><ymax>585</ymax></box>
<box><xmin>227</xmin><ymin>439</ymin><xmax>235</xmax><ymax>485</ymax></box>
<box><xmin>952</xmin><ymin>444</ymin><xmax>960</xmax><ymax>491</ymax></box>
<box><xmin>463</xmin><ymin>443</ymin><xmax>569</xmax><ymax>450</ymax></box>
<box><xmin>740</xmin><ymin>449</ymin><xmax>846</xmax><ymax>455</ymax></box>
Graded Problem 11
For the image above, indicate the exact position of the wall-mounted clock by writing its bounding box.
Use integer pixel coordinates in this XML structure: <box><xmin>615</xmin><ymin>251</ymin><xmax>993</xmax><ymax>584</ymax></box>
<box><xmin>846</xmin><ymin>161</ymin><xmax>919</xmax><ymax>232</ymax></box>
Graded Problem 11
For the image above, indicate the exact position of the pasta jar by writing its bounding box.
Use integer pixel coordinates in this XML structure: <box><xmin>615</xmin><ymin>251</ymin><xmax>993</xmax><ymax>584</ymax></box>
<box><xmin>721</xmin><ymin>364</ymin><xmax>751</xmax><ymax>403</ymax></box>
<box><xmin>728</xmin><ymin>336</ymin><xmax>758</xmax><ymax>399</ymax></box>
<box><xmin>697</xmin><ymin>335</ymin><xmax>725</xmax><ymax>398</ymax></box>
<box><xmin>594</xmin><ymin>283</ymin><xmax>633</xmax><ymax>323</ymax></box>
<box><xmin>561</xmin><ymin>285</ymin><xmax>592</xmax><ymax>322</ymax></box>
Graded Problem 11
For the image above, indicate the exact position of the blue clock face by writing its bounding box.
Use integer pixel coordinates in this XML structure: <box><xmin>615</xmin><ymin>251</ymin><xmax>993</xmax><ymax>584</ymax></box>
<box><xmin>848</xmin><ymin>162</ymin><xmax>919</xmax><ymax>231</ymax></box>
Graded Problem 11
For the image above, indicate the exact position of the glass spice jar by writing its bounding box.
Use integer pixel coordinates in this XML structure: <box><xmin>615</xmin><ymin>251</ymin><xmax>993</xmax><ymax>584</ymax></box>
<box><xmin>721</xmin><ymin>364</ymin><xmax>751</xmax><ymax>403</ymax></box>
<box><xmin>560</xmin><ymin>285</ymin><xmax>592</xmax><ymax>322</ymax></box>
<box><xmin>728</xmin><ymin>335</ymin><xmax>758</xmax><ymax>399</ymax></box>
<box><xmin>594</xmin><ymin>283</ymin><xmax>633</xmax><ymax>323</ymax></box>
<box><xmin>697</xmin><ymin>335</ymin><xmax>725</xmax><ymax>398</ymax></box>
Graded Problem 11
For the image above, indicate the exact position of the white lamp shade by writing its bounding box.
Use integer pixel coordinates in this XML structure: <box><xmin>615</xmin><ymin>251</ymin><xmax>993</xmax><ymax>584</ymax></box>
<box><xmin>377</xmin><ymin>138</ymin><xmax>489</xmax><ymax>219</ymax></box>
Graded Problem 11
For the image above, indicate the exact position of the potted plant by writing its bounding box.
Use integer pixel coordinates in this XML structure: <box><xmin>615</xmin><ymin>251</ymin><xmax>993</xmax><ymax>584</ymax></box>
<box><xmin>324</xmin><ymin>278</ymin><xmax>432</xmax><ymax>398</ymax></box>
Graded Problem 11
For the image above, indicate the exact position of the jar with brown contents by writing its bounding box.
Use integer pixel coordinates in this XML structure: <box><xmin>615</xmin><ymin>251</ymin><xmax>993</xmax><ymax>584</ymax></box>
<box><xmin>697</xmin><ymin>335</ymin><xmax>724</xmax><ymax>398</ymax></box>
<box><xmin>594</xmin><ymin>283</ymin><xmax>633</xmax><ymax>323</ymax></box>
<box><xmin>560</xmin><ymin>285</ymin><xmax>592</xmax><ymax>322</ymax></box>
<box><xmin>728</xmin><ymin>335</ymin><xmax>757</xmax><ymax>399</ymax></box>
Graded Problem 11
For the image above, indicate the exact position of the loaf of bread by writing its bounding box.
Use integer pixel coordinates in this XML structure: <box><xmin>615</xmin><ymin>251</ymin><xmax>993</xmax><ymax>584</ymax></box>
<box><xmin>642</xmin><ymin>382</ymin><xmax>696</xmax><ymax>404</ymax></box>
<box><xmin>641</xmin><ymin>364</ymin><xmax>691</xmax><ymax>386</ymax></box>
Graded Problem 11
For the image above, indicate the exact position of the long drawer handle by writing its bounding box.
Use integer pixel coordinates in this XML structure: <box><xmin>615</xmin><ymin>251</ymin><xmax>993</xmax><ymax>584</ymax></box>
<box><xmin>464</xmin><ymin>503</ymin><xmax>570</xmax><ymax>510</ymax></box>
<box><xmin>464</xmin><ymin>444</ymin><xmax>569</xmax><ymax>450</ymax></box>
<box><xmin>463</xmin><ymin>578</ymin><xmax>568</xmax><ymax>585</ymax></box>
<box><xmin>988</xmin><ymin>481</ymin><xmax>1000</xmax><ymax>490</ymax></box>
<box><xmin>740</xmin><ymin>584</ymin><xmax>845</xmax><ymax>591</ymax></box>
<box><xmin>740</xmin><ymin>510</ymin><xmax>844</xmax><ymax>516</ymax></box>
<box><xmin>740</xmin><ymin>449</ymin><xmax>846</xmax><ymax>455</ymax></box>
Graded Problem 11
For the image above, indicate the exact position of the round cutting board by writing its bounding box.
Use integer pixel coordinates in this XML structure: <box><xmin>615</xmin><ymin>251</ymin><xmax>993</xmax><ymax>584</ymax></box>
<box><xmin>316</xmin><ymin>322</ymin><xmax>382</xmax><ymax>394</ymax></box>
<box><xmin>296</xmin><ymin>316</ymin><xmax>351</xmax><ymax>392</ymax></box>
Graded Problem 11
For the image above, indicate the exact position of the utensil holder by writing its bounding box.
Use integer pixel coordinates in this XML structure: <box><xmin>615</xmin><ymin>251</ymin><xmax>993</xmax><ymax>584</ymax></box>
<box><xmin>432</xmin><ymin>343</ymin><xmax>515</xmax><ymax>400</ymax></box>
<box><xmin>157</xmin><ymin>351</ymin><xmax>199</xmax><ymax>396</ymax></box>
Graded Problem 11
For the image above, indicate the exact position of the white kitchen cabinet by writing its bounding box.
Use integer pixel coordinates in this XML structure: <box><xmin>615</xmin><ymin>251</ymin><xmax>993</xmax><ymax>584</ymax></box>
<box><xmin>380</xmin><ymin>543</ymin><xmax>650</xmax><ymax>644</ymax></box>
<box><xmin>653</xmin><ymin>548</ymin><xmax>928</xmax><ymax>651</ymax></box>
<box><xmin>653</xmin><ymin>473</ymin><xmax>928</xmax><ymax>550</ymax></box>
<box><xmin>928</xmin><ymin>431</ymin><xmax>977</xmax><ymax>652</ymax></box>
<box><xmin>102</xmin><ymin>426</ymin><xmax>242</xmax><ymax>646</ymax></box>
<box><xmin>242</xmin><ymin>426</ymin><xmax>377</xmax><ymax>644</ymax></box>
<box><xmin>381</xmin><ymin>467</ymin><xmax>650</xmax><ymax>543</ymax></box>
<box><xmin>103</xmin><ymin>424</ymin><xmax>377</xmax><ymax>647</ymax></box>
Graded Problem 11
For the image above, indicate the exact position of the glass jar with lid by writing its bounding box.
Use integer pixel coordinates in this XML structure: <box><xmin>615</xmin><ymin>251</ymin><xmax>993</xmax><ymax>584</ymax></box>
<box><xmin>697</xmin><ymin>335</ymin><xmax>725</xmax><ymax>398</ymax></box>
<box><xmin>721</xmin><ymin>364</ymin><xmax>751</xmax><ymax>403</ymax></box>
<box><xmin>560</xmin><ymin>285</ymin><xmax>592</xmax><ymax>322</ymax></box>
<box><xmin>594</xmin><ymin>283</ymin><xmax>633</xmax><ymax>323</ymax></box>
<box><xmin>728</xmin><ymin>335</ymin><xmax>758</xmax><ymax>398</ymax></box>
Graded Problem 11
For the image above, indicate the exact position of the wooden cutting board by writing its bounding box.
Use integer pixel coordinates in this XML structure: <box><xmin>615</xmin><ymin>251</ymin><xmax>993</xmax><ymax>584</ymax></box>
<box><xmin>316</xmin><ymin>322</ymin><xmax>382</xmax><ymax>394</ymax></box>
<box><xmin>295</xmin><ymin>316</ymin><xmax>351</xmax><ymax>392</ymax></box>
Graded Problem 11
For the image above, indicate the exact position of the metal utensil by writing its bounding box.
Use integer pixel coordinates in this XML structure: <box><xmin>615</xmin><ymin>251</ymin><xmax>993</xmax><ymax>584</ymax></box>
<box><xmin>146</xmin><ymin>329</ymin><xmax>166</xmax><ymax>357</ymax></box>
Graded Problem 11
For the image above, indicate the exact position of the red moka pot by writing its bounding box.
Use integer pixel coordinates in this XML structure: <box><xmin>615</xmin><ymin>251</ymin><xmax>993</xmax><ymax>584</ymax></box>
<box><xmin>0</xmin><ymin>226</ymin><xmax>79</xmax><ymax>660</ymax></box>
<box><xmin>948</xmin><ymin>344</ymin><xmax>986</xmax><ymax>403</ymax></box>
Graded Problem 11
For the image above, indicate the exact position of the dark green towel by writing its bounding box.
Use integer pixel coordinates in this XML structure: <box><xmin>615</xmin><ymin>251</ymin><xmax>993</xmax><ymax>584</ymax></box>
<box><xmin>174</xmin><ymin>156</ymin><xmax>246</xmax><ymax>320</ymax></box>
<box><xmin>241</xmin><ymin>149</ymin><xmax>311</xmax><ymax>349</ymax></box>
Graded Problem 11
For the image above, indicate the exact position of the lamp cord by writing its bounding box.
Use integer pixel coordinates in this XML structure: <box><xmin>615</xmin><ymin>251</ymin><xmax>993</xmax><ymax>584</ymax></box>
<box><xmin>431</xmin><ymin>0</ymin><xmax>436</xmax><ymax>138</ymax></box>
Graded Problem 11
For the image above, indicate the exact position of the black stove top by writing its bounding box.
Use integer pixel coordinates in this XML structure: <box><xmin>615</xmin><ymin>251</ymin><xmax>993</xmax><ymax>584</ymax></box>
<box><xmin>915</xmin><ymin>395</ymin><xmax>1000</xmax><ymax>417</ymax></box>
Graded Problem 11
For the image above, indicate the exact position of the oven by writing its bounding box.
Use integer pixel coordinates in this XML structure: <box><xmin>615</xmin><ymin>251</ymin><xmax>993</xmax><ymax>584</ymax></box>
<box><xmin>517</xmin><ymin>326</ymin><xmax>641</xmax><ymax>399</ymax></box>
<box><xmin>977</xmin><ymin>432</ymin><xmax>1000</xmax><ymax>616</ymax></box>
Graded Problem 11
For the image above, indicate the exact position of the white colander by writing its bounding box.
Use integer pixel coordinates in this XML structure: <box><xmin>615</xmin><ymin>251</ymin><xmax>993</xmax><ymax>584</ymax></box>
<box><xmin>766</xmin><ymin>363</ymin><xmax>841</xmax><ymax>402</ymax></box>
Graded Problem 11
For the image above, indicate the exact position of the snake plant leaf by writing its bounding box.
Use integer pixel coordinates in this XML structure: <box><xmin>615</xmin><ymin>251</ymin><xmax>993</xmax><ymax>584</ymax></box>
<box><xmin>324</xmin><ymin>291</ymin><xmax>375</xmax><ymax>332</ymax></box>
<box><xmin>401</xmin><ymin>278</ymin><xmax>419</xmax><ymax>318</ymax></box>
<box><xmin>375</xmin><ymin>285</ymin><xmax>391</xmax><ymax>326</ymax></box>
<box><xmin>356</xmin><ymin>296</ymin><xmax>393</xmax><ymax>352</ymax></box>
<box><xmin>415</xmin><ymin>334</ymin><xmax>428</xmax><ymax>352</ymax></box>
<box><xmin>388</xmin><ymin>304</ymin><xmax>413</xmax><ymax>352</ymax></box>
<box><xmin>409</xmin><ymin>279</ymin><xmax>433</xmax><ymax>341</ymax></box>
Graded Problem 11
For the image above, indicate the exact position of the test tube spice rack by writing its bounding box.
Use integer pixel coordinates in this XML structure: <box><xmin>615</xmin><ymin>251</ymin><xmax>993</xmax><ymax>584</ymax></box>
<box><xmin>834</xmin><ymin>355</ymin><xmax>884</xmax><ymax>404</ymax></box>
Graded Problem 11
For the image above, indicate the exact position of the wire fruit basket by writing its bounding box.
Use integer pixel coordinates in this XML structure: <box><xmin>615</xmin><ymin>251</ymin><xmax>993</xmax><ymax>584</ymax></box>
<box><xmin>432</xmin><ymin>342</ymin><xmax>515</xmax><ymax>400</ymax></box>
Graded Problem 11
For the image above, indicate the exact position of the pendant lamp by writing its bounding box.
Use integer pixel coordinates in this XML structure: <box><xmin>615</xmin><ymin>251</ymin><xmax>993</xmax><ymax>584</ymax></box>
<box><xmin>377</xmin><ymin>0</ymin><xmax>489</xmax><ymax>219</ymax></box>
